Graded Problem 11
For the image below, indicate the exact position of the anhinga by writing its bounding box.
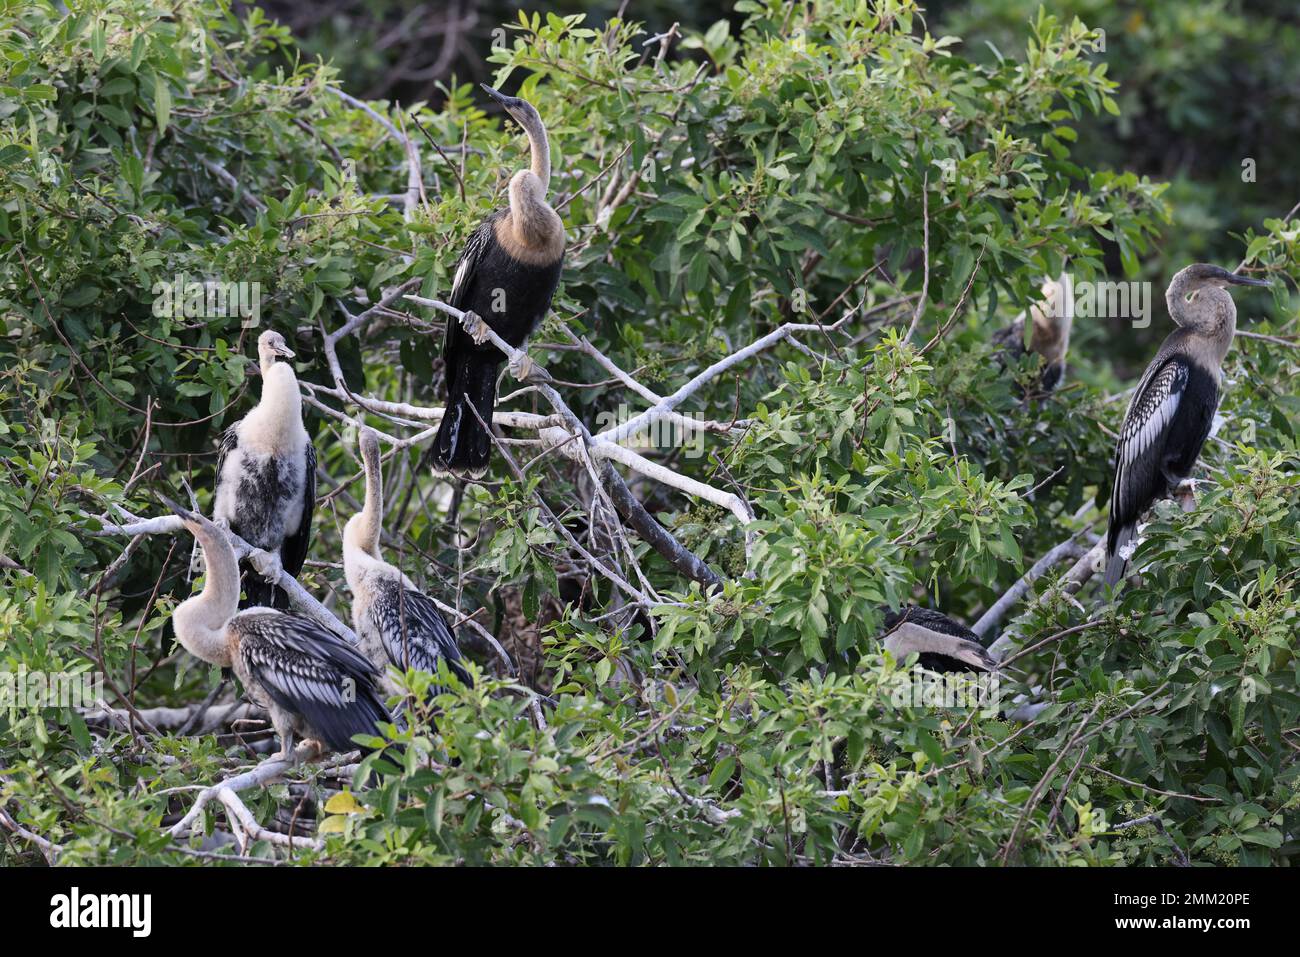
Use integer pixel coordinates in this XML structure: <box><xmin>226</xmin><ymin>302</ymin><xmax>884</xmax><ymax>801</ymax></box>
<box><xmin>433</xmin><ymin>84</ymin><xmax>565</xmax><ymax>477</ymax></box>
<box><xmin>344</xmin><ymin>428</ymin><xmax>472</xmax><ymax>695</ymax></box>
<box><xmin>881</xmin><ymin>606</ymin><xmax>996</xmax><ymax>673</ymax></box>
<box><xmin>992</xmin><ymin>275</ymin><xmax>1074</xmax><ymax>391</ymax></box>
<box><xmin>170</xmin><ymin>504</ymin><xmax>389</xmax><ymax>758</ymax></box>
<box><xmin>213</xmin><ymin>330</ymin><xmax>316</xmax><ymax>608</ymax></box>
<box><xmin>1104</xmin><ymin>263</ymin><xmax>1269</xmax><ymax>586</ymax></box>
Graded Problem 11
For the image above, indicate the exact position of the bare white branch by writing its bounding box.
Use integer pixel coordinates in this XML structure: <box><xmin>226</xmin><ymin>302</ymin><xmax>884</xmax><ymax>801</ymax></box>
<box><xmin>169</xmin><ymin>740</ymin><xmax>333</xmax><ymax>840</ymax></box>
<box><xmin>86</xmin><ymin>509</ymin><xmax>357</xmax><ymax>643</ymax></box>
<box><xmin>972</xmin><ymin>535</ymin><xmax>1088</xmax><ymax>639</ymax></box>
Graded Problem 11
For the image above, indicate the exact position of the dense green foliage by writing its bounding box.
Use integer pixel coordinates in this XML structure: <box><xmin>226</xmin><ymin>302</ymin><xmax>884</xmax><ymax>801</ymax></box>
<box><xmin>937</xmin><ymin>0</ymin><xmax>1300</xmax><ymax>370</ymax></box>
<box><xmin>1</xmin><ymin>0</ymin><xmax>1297</xmax><ymax>865</ymax></box>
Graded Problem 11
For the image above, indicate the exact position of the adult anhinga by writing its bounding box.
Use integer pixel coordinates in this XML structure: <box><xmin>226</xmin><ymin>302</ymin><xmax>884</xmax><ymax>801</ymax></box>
<box><xmin>433</xmin><ymin>84</ymin><xmax>565</xmax><ymax>477</ymax></box>
<box><xmin>213</xmin><ymin>330</ymin><xmax>316</xmax><ymax>608</ymax></box>
<box><xmin>1104</xmin><ymin>263</ymin><xmax>1269</xmax><ymax>586</ymax></box>
<box><xmin>881</xmin><ymin>606</ymin><xmax>996</xmax><ymax>673</ymax></box>
<box><xmin>170</xmin><ymin>504</ymin><xmax>389</xmax><ymax>758</ymax></box>
<box><xmin>992</xmin><ymin>275</ymin><xmax>1074</xmax><ymax>391</ymax></box>
<box><xmin>344</xmin><ymin>428</ymin><xmax>472</xmax><ymax>694</ymax></box>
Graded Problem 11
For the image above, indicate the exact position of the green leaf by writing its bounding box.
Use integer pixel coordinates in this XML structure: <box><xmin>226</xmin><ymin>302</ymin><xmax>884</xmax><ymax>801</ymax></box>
<box><xmin>154</xmin><ymin>74</ymin><xmax>171</xmax><ymax>135</ymax></box>
<box><xmin>708</xmin><ymin>756</ymin><xmax>736</xmax><ymax>792</ymax></box>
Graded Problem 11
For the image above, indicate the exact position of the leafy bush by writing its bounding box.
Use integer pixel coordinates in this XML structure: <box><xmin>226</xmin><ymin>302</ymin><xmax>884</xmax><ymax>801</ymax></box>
<box><xmin>0</xmin><ymin>0</ymin><xmax>1296</xmax><ymax>865</ymax></box>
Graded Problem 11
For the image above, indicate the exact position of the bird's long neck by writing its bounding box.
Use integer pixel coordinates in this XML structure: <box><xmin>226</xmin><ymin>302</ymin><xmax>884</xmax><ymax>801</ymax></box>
<box><xmin>355</xmin><ymin>446</ymin><xmax>383</xmax><ymax>557</ymax></box>
<box><xmin>883</xmin><ymin>622</ymin><xmax>992</xmax><ymax>672</ymax></box>
<box><xmin>174</xmin><ymin>526</ymin><xmax>239</xmax><ymax>666</ymax></box>
<box><xmin>1165</xmin><ymin>270</ymin><xmax>1199</xmax><ymax>328</ymax></box>
<box><xmin>343</xmin><ymin>442</ymin><xmax>392</xmax><ymax>597</ymax></box>
<box><xmin>508</xmin><ymin>174</ymin><xmax>556</xmax><ymax>249</ymax></box>
<box><xmin>524</xmin><ymin>121</ymin><xmax>550</xmax><ymax>195</ymax></box>
<box><xmin>247</xmin><ymin>362</ymin><xmax>305</xmax><ymax>447</ymax></box>
<box><xmin>1029</xmin><ymin>274</ymin><xmax>1073</xmax><ymax>362</ymax></box>
<box><xmin>1205</xmin><ymin>304</ymin><xmax>1237</xmax><ymax>367</ymax></box>
<box><xmin>502</xmin><ymin>118</ymin><xmax>560</xmax><ymax>252</ymax></box>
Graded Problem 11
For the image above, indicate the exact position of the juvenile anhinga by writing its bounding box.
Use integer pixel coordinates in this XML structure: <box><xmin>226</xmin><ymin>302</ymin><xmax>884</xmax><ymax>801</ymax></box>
<box><xmin>213</xmin><ymin>330</ymin><xmax>316</xmax><ymax>608</ymax></box>
<box><xmin>993</xmin><ymin>275</ymin><xmax>1074</xmax><ymax>391</ymax></box>
<box><xmin>171</xmin><ymin>505</ymin><xmax>389</xmax><ymax>758</ymax></box>
<box><xmin>1104</xmin><ymin>263</ymin><xmax>1269</xmax><ymax>586</ymax></box>
<box><xmin>881</xmin><ymin>606</ymin><xmax>996</xmax><ymax>673</ymax></box>
<box><xmin>344</xmin><ymin>428</ymin><xmax>472</xmax><ymax>695</ymax></box>
<box><xmin>433</xmin><ymin>84</ymin><xmax>565</xmax><ymax>477</ymax></box>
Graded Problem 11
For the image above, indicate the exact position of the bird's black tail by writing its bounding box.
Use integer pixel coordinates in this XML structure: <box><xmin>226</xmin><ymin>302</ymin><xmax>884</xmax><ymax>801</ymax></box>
<box><xmin>1104</xmin><ymin>522</ymin><xmax>1135</xmax><ymax>587</ymax></box>
<box><xmin>434</xmin><ymin>352</ymin><xmax>500</xmax><ymax>477</ymax></box>
<box><xmin>240</xmin><ymin>566</ymin><xmax>290</xmax><ymax>610</ymax></box>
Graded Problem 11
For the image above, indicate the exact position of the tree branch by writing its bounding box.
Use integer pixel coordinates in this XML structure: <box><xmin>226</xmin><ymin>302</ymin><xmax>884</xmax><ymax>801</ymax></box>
<box><xmin>600</xmin><ymin>461</ymin><xmax>722</xmax><ymax>589</ymax></box>
<box><xmin>987</xmin><ymin>539</ymin><xmax>1106</xmax><ymax>661</ymax></box>
<box><xmin>85</xmin><ymin>509</ymin><xmax>358</xmax><ymax>643</ymax></box>
<box><xmin>972</xmin><ymin>535</ymin><xmax>1088</xmax><ymax>640</ymax></box>
<box><xmin>405</xmin><ymin>292</ymin><xmax>755</xmax><ymax>571</ymax></box>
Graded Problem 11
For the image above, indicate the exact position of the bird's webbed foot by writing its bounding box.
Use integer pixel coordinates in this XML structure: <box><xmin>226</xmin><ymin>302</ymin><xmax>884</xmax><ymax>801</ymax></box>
<box><xmin>508</xmin><ymin>350</ymin><xmax>550</xmax><ymax>384</ymax></box>
<box><xmin>1173</xmin><ymin>478</ymin><xmax>1197</xmax><ymax>513</ymax></box>
<box><xmin>249</xmin><ymin>548</ymin><xmax>284</xmax><ymax>584</ymax></box>
<box><xmin>462</xmin><ymin>310</ymin><xmax>492</xmax><ymax>346</ymax></box>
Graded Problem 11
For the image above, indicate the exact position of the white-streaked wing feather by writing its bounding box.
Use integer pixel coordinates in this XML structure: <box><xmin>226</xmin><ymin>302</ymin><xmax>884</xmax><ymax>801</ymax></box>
<box><xmin>1111</xmin><ymin>359</ymin><xmax>1189</xmax><ymax>533</ymax></box>
<box><xmin>450</xmin><ymin>256</ymin><xmax>471</xmax><ymax>304</ymax></box>
<box><xmin>1117</xmin><ymin>362</ymin><xmax>1185</xmax><ymax>471</ymax></box>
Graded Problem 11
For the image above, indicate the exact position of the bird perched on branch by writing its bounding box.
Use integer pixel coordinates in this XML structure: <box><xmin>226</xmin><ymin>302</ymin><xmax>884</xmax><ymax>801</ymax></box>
<box><xmin>992</xmin><ymin>274</ymin><xmax>1073</xmax><ymax>392</ymax></box>
<box><xmin>212</xmin><ymin>330</ymin><xmax>316</xmax><ymax>608</ymax></box>
<box><xmin>433</xmin><ymin>83</ymin><xmax>565</xmax><ymax>478</ymax></box>
<box><xmin>344</xmin><ymin>427</ymin><xmax>472</xmax><ymax>699</ymax></box>
<box><xmin>168</xmin><ymin>501</ymin><xmax>389</xmax><ymax>759</ymax></box>
<box><xmin>880</xmin><ymin>606</ymin><xmax>996</xmax><ymax>673</ymax></box>
<box><xmin>1104</xmin><ymin>264</ymin><xmax>1269</xmax><ymax>586</ymax></box>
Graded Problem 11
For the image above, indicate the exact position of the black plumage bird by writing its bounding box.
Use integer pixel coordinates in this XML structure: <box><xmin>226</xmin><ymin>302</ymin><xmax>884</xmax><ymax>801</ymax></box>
<box><xmin>212</xmin><ymin>330</ymin><xmax>316</xmax><ymax>608</ymax></box>
<box><xmin>344</xmin><ymin>428</ymin><xmax>472</xmax><ymax>698</ymax></box>
<box><xmin>170</xmin><ymin>505</ymin><xmax>389</xmax><ymax>758</ymax></box>
<box><xmin>880</xmin><ymin>606</ymin><xmax>996</xmax><ymax>673</ymax></box>
<box><xmin>1104</xmin><ymin>263</ymin><xmax>1269</xmax><ymax>586</ymax></box>
<box><xmin>434</xmin><ymin>84</ymin><xmax>565</xmax><ymax>477</ymax></box>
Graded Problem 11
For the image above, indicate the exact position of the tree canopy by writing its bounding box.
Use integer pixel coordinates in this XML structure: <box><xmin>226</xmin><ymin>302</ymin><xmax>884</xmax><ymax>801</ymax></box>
<box><xmin>1</xmin><ymin>0</ymin><xmax>1297</xmax><ymax>865</ymax></box>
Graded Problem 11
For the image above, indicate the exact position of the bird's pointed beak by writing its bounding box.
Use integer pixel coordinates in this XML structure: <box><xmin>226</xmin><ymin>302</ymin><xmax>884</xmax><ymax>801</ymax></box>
<box><xmin>480</xmin><ymin>83</ymin><xmax>509</xmax><ymax>106</ymax></box>
<box><xmin>157</xmin><ymin>492</ymin><xmax>203</xmax><ymax>530</ymax></box>
<box><xmin>275</xmin><ymin>344</ymin><xmax>296</xmax><ymax>359</ymax></box>
<box><xmin>1226</xmin><ymin>273</ymin><xmax>1271</xmax><ymax>288</ymax></box>
<box><xmin>157</xmin><ymin>492</ymin><xmax>188</xmax><ymax>518</ymax></box>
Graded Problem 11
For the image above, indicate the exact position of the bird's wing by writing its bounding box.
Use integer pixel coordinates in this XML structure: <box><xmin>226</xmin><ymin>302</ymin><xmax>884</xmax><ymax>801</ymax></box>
<box><xmin>883</xmin><ymin>605</ymin><xmax>980</xmax><ymax>642</ymax></box>
<box><xmin>212</xmin><ymin>425</ymin><xmax>239</xmax><ymax>517</ymax></box>
<box><xmin>1111</xmin><ymin>357</ymin><xmax>1189</xmax><ymax>528</ymax></box>
<box><xmin>446</xmin><ymin>216</ymin><xmax>497</xmax><ymax>314</ymax></box>
<box><xmin>440</xmin><ymin>215</ymin><xmax>501</xmax><ymax>411</ymax></box>
<box><xmin>279</xmin><ymin>441</ymin><xmax>316</xmax><ymax>580</ymax></box>
<box><xmin>374</xmin><ymin>584</ymin><xmax>472</xmax><ymax>687</ymax></box>
<box><xmin>237</xmin><ymin>612</ymin><xmax>386</xmax><ymax>750</ymax></box>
